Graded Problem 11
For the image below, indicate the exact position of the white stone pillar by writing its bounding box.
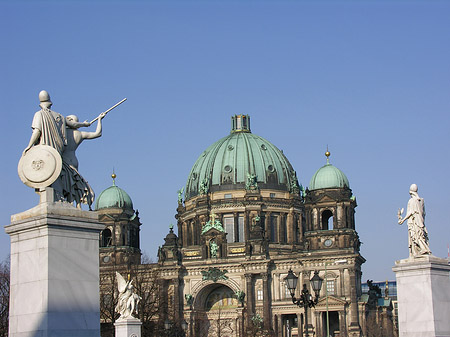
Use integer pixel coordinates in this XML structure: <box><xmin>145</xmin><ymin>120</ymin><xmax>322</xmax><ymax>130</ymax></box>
<box><xmin>392</xmin><ymin>255</ymin><xmax>450</xmax><ymax>337</ymax></box>
<box><xmin>114</xmin><ymin>317</ymin><xmax>142</xmax><ymax>337</ymax></box>
<box><xmin>5</xmin><ymin>201</ymin><xmax>104</xmax><ymax>337</ymax></box>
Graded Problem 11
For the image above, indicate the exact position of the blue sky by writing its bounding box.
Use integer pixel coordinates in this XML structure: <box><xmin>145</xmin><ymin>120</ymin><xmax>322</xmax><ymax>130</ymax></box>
<box><xmin>1</xmin><ymin>0</ymin><xmax>449</xmax><ymax>281</ymax></box>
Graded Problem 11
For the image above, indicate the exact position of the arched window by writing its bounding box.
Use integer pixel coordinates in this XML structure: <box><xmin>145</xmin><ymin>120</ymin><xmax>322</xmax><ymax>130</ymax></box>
<box><xmin>205</xmin><ymin>285</ymin><xmax>238</xmax><ymax>311</ymax></box>
<box><xmin>321</xmin><ymin>210</ymin><xmax>333</xmax><ymax>230</ymax></box>
<box><xmin>101</xmin><ymin>228</ymin><xmax>112</xmax><ymax>247</ymax></box>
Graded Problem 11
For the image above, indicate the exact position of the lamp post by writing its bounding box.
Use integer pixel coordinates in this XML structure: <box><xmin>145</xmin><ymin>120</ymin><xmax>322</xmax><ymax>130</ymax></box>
<box><xmin>324</xmin><ymin>259</ymin><xmax>347</xmax><ymax>337</ymax></box>
<box><xmin>285</xmin><ymin>270</ymin><xmax>323</xmax><ymax>337</ymax></box>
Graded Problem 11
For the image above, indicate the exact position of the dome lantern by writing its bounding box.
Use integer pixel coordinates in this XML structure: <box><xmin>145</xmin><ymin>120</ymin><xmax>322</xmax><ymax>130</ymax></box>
<box><xmin>231</xmin><ymin>114</ymin><xmax>251</xmax><ymax>133</ymax></box>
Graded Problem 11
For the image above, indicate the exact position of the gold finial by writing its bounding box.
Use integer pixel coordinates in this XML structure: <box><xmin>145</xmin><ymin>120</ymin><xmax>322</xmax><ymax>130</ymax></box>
<box><xmin>210</xmin><ymin>212</ymin><xmax>216</xmax><ymax>223</ymax></box>
<box><xmin>111</xmin><ymin>169</ymin><xmax>116</xmax><ymax>185</ymax></box>
<box><xmin>325</xmin><ymin>146</ymin><xmax>331</xmax><ymax>164</ymax></box>
<box><xmin>127</xmin><ymin>273</ymin><xmax>131</xmax><ymax>281</ymax></box>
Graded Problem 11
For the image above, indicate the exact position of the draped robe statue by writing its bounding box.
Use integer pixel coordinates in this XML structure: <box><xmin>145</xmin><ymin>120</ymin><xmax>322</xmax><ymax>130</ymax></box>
<box><xmin>398</xmin><ymin>184</ymin><xmax>431</xmax><ymax>257</ymax></box>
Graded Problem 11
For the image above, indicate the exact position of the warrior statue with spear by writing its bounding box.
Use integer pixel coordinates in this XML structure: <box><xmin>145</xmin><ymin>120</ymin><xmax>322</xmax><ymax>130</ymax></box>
<box><xmin>19</xmin><ymin>90</ymin><xmax>126</xmax><ymax>209</ymax></box>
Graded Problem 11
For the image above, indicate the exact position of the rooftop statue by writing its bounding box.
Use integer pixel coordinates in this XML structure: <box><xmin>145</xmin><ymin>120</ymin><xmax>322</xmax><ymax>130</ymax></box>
<box><xmin>177</xmin><ymin>187</ymin><xmax>184</xmax><ymax>204</ymax></box>
<box><xmin>398</xmin><ymin>184</ymin><xmax>431</xmax><ymax>257</ymax></box>
<box><xmin>18</xmin><ymin>90</ymin><xmax>126</xmax><ymax>209</ymax></box>
<box><xmin>115</xmin><ymin>272</ymin><xmax>142</xmax><ymax>319</ymax></box>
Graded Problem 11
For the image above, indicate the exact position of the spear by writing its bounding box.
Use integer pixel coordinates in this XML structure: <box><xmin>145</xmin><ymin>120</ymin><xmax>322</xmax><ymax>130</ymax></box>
<box><xmin>90</xmin><ymin>98</ymin><xmax>127</xmax><ymax>124</ymax></box>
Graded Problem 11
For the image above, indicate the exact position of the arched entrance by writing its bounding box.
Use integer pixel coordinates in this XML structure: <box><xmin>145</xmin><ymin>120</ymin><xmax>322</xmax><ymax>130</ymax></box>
<box><xmin>193</xmin><ymin>283</ymin><xmax>241</xmax><ymax>337</ymax></box>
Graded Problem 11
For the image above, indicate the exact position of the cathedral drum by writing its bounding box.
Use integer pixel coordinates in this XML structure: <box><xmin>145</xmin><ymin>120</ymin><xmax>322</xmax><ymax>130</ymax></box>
<box><xmin>18</xmin><ymin>145</ymin><xmax>62</xmax><ymax>188</ymax></box>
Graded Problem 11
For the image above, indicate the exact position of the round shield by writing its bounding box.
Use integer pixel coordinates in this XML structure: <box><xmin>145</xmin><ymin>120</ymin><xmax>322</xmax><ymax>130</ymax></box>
<box><xmin>18</xmin><ymin>145</ymin><xmax>62</xmax><ymax>188</ymax></box>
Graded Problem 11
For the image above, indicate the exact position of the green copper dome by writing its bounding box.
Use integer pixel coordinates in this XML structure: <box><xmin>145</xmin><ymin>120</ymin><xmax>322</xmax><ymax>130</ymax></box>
<box><xmin>309</xmin><ymin>153</ymin><xmax>350</xmax><ymax>190</ymax></box>
<box><xmin>95</xmin><ymin>175</ymin><xmax>134</xmax><ymax>211</ymax></box>
<box><xmin>185</xmin><ymin>115</ymin><xmax>300</xmax><ymax>200</ymax></box>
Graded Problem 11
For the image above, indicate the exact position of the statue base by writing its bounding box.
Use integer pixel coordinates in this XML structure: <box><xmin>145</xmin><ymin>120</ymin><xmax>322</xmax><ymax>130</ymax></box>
<box><xmin>392</xmin><ymin>255</ymin><xmax>450</xmax><ymax>337</ymax></box>
<box><xmin>114</xmin><ymin>317</ymin><xmax>142</xmax><ymax>337</ymax></box>
<box><xmin>5</xmin><ymin>195</ymin><xmax>104</xmax><ymax>337</ymax></box>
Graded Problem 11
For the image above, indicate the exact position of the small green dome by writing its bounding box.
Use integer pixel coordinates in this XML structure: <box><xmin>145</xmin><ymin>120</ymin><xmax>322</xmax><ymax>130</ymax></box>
<box><xmin>309</xmin><ymin>155</ymin><xmax>350</xmax><ymax>191</ymax></box>
<box><xmin>185</xmin><ymin>115</ymin><xmax>300</xmax><ymax>200</ymax></box>
<box><xmin>95</xmin><ymin>177</ymin><xmax>134</xmax><ymax>211</ymax></box>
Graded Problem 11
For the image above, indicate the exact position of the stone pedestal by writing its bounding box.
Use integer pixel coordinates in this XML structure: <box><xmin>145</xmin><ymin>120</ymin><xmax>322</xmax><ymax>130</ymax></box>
<box><xmin>5</xmin><ymin>200</ymin><xmax>104</xmax><ymax>337</ymax></box>
<box><xmin>392</xmin><ymin>255</ymin><xmax>450</xmax><ymax>337</ymax></box>
<box><xmin>114</xmin><ymin>317</ymin><xmax>142</xmax><ymax>337</ymax></box>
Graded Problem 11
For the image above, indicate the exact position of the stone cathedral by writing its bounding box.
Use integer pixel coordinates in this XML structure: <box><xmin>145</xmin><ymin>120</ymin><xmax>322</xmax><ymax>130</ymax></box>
<box><xmin>98</xmin><ymin>115</ymin><xmax>369</xmax><ymax>337</ymax></box>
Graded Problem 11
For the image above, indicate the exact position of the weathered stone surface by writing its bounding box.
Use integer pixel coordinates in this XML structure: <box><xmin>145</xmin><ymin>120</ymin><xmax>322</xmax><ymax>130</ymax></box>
<box><xmin>393</xmin><ymin>255</ymin><xmax>450</xmax><ymax>337</ymax></box>
<box><xmin>5</xmin><ymin>201</ymin><xmax>104</xmax><ymax>337</ymax></box>
<box><xmin>114</xmin><ymin>317</ymin><xmax>142</xmax><ymax>337</ymax></box>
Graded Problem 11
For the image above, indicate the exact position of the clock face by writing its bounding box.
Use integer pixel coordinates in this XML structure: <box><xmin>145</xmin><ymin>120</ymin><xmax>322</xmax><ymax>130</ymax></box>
<box><xmin>103</xmin><ymin>256</ymin><xmax>110</xmax><ymax>263</ymax></box>
<box><xmin>324</xmin><ymin>239</ymin><xmax>333</xmax><ymax>247</ymax></box>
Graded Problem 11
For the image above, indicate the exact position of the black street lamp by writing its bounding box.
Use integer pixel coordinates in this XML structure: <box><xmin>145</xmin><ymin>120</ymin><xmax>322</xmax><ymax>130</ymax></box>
<box><xmin>285</xmin><ymin>270</ymin><xmax>323</xmax><ymax>337</ymax></box>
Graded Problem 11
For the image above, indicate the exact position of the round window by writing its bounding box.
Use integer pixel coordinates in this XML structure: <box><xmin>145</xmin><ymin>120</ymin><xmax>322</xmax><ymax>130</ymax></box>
<box><xmin>324</xmin><ymin>239</ymin><xmax>333</xmax><ymax>247</ymax></box>
<box><xmin>224</xmin><ymin>165</ymin><xmax>233</xmax><ymax>173</ymax></box>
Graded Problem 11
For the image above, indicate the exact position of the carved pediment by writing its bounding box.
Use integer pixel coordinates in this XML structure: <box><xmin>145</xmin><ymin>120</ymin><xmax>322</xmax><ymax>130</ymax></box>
<box><xmin>315</xmin><ymin>194</ymin><xmax>336</xmax><ymax>203</ymax></box>
<box><xmin>202</xmin><ymin>227</ymin><xmax>226</xmax><ymax>237</ymax></box>
<box><xmin>315</xmin><ymin>295</ymin><xmax>347</xmax><ymax>309</ymax></box>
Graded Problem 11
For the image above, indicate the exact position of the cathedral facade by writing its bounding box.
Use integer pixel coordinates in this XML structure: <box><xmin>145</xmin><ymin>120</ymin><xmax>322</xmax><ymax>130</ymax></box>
<box><xmin>98</xmin><ymin>115</ymin><xmax>368</xmax><ymax>337</ymax></box>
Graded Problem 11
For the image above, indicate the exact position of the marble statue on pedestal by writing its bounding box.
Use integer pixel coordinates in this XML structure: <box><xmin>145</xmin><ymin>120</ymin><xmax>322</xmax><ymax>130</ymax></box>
<box><xmin>398</xmin><ymin>183</ymin><xmax>431</xmax><ymax>257</ymax></box>
<box><xmin>19</xmin><ymin>90</ymin><xmax>125</xmax><ymax>209</ymax></box>
<box><xmin>116</xmin><ymin>272</ymin><xmax>142</xmax><ymax>319</ymax></box>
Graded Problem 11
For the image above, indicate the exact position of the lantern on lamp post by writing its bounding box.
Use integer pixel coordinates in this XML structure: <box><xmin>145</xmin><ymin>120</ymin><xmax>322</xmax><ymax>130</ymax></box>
<box><xmin>285</xmin><ymin>270</ymin><xmax>323</xmax><ymax>337</ymax></box>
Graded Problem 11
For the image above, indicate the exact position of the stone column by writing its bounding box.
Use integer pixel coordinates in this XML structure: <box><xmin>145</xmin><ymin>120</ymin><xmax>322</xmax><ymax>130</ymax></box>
<box><xmin>172</xmin><ymin>278</ymin><xmax>181</xmax><ymax>322</ymax></box>
<box><xmin>338</xmin><ymin>268</ymin><xmax>345</xmax><ymax>297</ymax></box>
<box><xmin>262</xmin><ymin>272</ymin><xmax>271</xmax><ymax>330</ymax></box>
<box><xmin>237</xmin><ymin>307</ymin><xmax>245</xmax><ymax>337</ymax></box>
<box><xmin>282</xmin><ymin>213</ymin><xmax>288</xmax><ymax>243</ymax></box>
<box><xmin>244</xmin><ymin>211</ymin><xmax>250</xmax><ymax>243</ymax></box>
<box><xmin>181</xmin><ymin>221</ymin><xmax>187</xmax><ymax>246</ymax></box>
<box><xmin>274</xmin><ymin>273</ymin><xmax>280</xmax><ymax>301</ymax></box>
<box><xmin>186</xmin><ymin>309</ymin><xmax>194</xmax><ymax>337</ymax></box>
<box><xmin>297</xmin><ymin>216</ymin><xmax>303</xmax><ymax>242</ymax></box>
<box><xmin>338</xmin><ymin>311</ymin><xmax>347</xmax><ymax>336</ymax></box>
<box><xmin>312</xmin><ymin>209</ymin><xmax>318</xmax><ymax>231</ymax></box>
<box><xmin>265</xmin><ymin>211</ymin><xmax>271</xmax><ymax>239</ymax></box>
<box><xmin>314</xmin><ymin>311</ymin><xmax>322</xmax><ymax>337</ymax></box>
<box><xmin>347</xmin><ymin>268</ymin><xmax>361</xmax><ymax>336</ymax></box>
<box><xmin>277</xmin><ymin>315</ymin><xmax>283</xmax><ymax>337</ymax></box>
<box><xmin>336</xmin><ymin>204</ymin><xmax>343</xmax><ymax>229</ymax></box>
<box><xmin>5</xmin><ymin>201</ymin><xmax>104</xmax><ymax>337</ymax></box>
<box><xmin>245</xmin><ymin>273</ymin><xmax>254</xmax><ymax>328</ymax></box>
<box><xmin>392</xmin><ymin>255</ymin><xmax>450</xmax><ymax>337</ymax></box>
<box><xmin>287</xmin><ymin>211</ymin><xmax>294</xmax><ymax>244</ymax></box>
